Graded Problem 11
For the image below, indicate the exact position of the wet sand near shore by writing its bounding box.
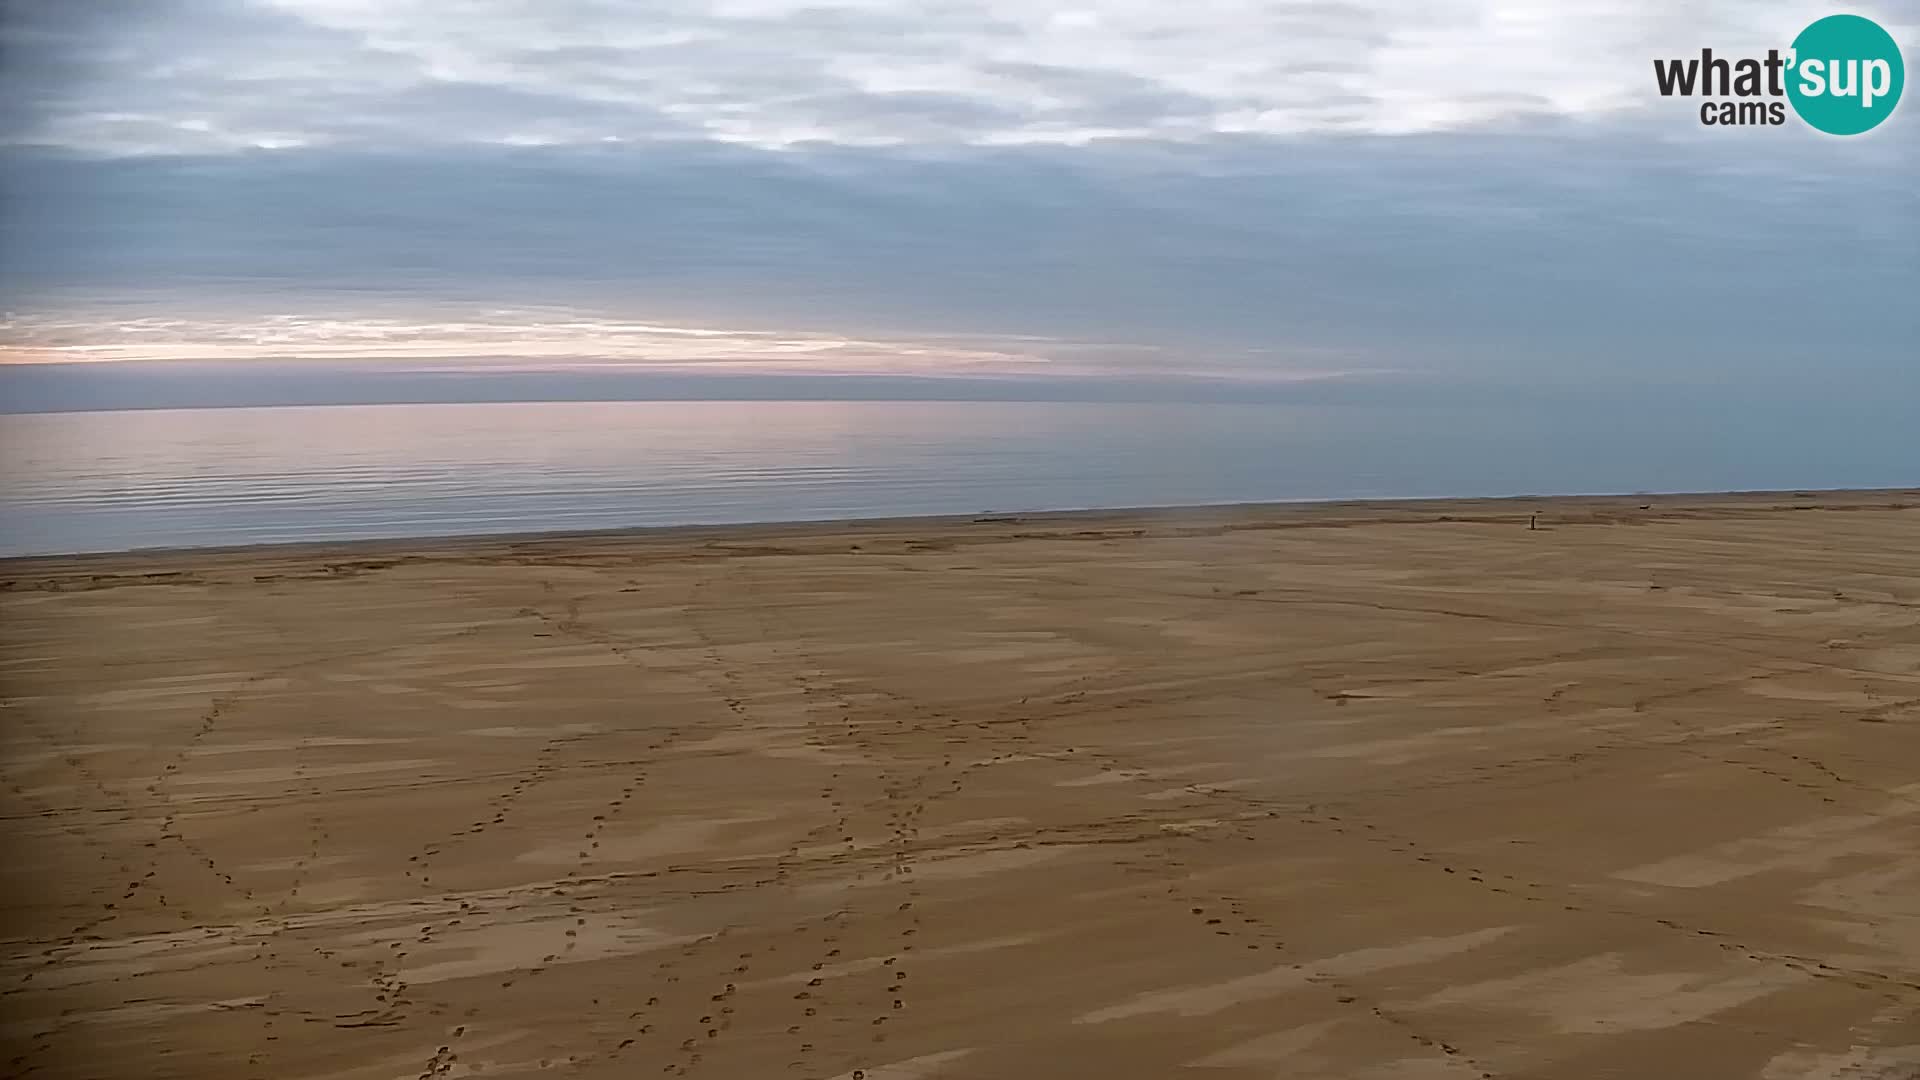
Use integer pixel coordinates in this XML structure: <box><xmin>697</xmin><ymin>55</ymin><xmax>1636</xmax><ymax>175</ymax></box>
<box><xmin>3</xmin><ymin>490</ymin><xmax>1918</xmax><ymax>1079</ymax></box>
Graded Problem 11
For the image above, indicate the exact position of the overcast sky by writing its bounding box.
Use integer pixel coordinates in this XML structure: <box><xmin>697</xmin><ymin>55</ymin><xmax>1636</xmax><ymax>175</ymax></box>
<box><xmin>0</xmin><ymin>1</ymin><xmax>1914</xmax><ymax>401</ymax></box>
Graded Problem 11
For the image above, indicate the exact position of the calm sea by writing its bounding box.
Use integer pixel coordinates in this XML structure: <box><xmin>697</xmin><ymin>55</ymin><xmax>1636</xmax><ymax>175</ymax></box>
<box><xmin>1</xmin><ymin>400</ymin><xmax>1910</xmax><ymax>557</ymax></box>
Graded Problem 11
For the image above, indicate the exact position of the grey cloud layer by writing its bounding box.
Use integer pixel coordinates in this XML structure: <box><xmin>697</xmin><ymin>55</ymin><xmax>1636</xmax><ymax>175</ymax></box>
<box><xmin>11</xmin><ymin>0</ymin><xmax>1916</xmax><ymax>153</ymax></box>
<box><xmin>7</xmin><ymin>130</ymin><xmax>1914</xmax><ymax>378</ymax></box>
<box><xmin>2</xmin><ymin>0</ymin><xmax>1912</xmax><ymax>401</ymax></box>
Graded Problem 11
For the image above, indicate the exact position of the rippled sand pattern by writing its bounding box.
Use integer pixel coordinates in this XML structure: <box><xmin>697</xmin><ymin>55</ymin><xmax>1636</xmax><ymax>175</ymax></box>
<box><xmin>3</xmin><ymin>491</ymin><xmax>1918</xmax><ymax>1079</ymax></box>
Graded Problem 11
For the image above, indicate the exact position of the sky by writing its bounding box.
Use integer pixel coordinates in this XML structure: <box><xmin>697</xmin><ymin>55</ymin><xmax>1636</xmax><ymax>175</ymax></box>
<box><xmin>0</xmin><ymin>0</ymin><xmax>1915</xmax><ymax>410</ymax></box>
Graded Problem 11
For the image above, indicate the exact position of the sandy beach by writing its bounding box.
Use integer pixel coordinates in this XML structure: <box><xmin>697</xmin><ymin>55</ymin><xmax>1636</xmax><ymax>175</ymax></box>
<box><xmin>3</xmin><ymin>489</ymin><xmax>1918</xmax><ymax>1080</ymax></box>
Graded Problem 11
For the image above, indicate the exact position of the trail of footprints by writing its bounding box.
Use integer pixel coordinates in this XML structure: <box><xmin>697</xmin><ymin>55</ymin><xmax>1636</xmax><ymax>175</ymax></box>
<box><xmin>4</xmin><ymin>712</ymin><xmax>152</xmax><ymax>986</ymax></box>
<box><xmin>656</xmin><ymin>932</ymin><xmax>754</xmax><ymax>1076</ymax></box>
<box><xmin>692</xmin><ymin>577</ymin><xmax>867</xmax><ymax>1075</ymax></box>
<box><xmin>1079</xmin><ymin>668</ymin><xmax>1920</xmax><ymax>1010</ymax></box>
<box><xmin>614</xmin><ymin>568</ymin><xmax>956</xmax><ymax>1078</ymax></box>
<box><xmin>8</xmin><ymin>692</ymin><xmax>314</xmax><ymax>1073</ymax></box>
<box><xmin>1075</xmin><ymin>714</ymin><xmax>1920</xmax><ymax>1011</ymax></box>
<box><xmin>543</xmin><ymin>579</ymin><xmax>767</xmax><ymax>1078</ymax></box>
<box><xmin>416</xmin><ymin>585</ymin><xmax>733</xmax><ymax>1079</ymax></box>
<box><xmin>617</xmin><ymin>579</ymin><xmax>782</xmax><ymax>1077</ymax></box>
<box><xmin>133</xmin><ymin>693</ymin><xmax>237</xmax><ymax>929</ymax></box>
<box><xmin>0</xmin><ymin>713</ymin><xmax>155</xmax><ymax>1072</ymax></box>
<box><xmin>414</xmin><ymin>598</ymin><xmax>651</xmax><ymax>893</ymax></box>
<box><xmin>242</xmin><ymin>732</ymin><xmax>338</xmax><ymax>1073</ymax></box>
<box><xmin>11</xmin><ymin>685</ymin><xmax>382</xmax><ymax>1075</ymax></box>
<box><xmin>1175</xmin><ymin>885</ymin><xmax>1502</xmax><ymax>1080</ymax></box>
<box><xmin>993</xmin><ymin>723</ymin><xmax>1505</xmax><ymax>1075</ymax></box>
<box><xmin>412</xmin><ymin>594</ymin><xmax>700</xmax><ymax>1079</ymax></box>
<box><xmin>1091</xmin><ymin>700</ymin><xmax>1920</xmax><ymax>1037</ymax></box>
<box><xmin>1320</xmin><ymin>806</ymin><xmax>1920</xmax><ymax>1005</ymax></box>
<box><xmin>1077</xmin><ymin>748</ymin><xmax>1502</xmax><ymax>1078</ymax></box>
<box><xmin>1029</xmin><ymin>731</ymin><xmax>1506</xmax><ymax>1078</ymax></box>
<box><xmin>391</xmin><ymin>733</ymin><xmax>597</xmax><ymax>1062</ymax></box>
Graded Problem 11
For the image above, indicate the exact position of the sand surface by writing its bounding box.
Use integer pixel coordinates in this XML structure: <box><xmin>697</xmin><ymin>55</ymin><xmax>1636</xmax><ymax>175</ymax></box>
<box><xmin>3</xmin><ymin>491</ymin><xmax>1919</xmax><ymax>1079</ymax></box>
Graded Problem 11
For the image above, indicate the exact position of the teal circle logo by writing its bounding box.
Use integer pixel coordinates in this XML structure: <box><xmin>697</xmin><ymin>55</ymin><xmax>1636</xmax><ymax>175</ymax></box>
<box><xmin>1786</xmin><ymin>14</ymin><xmax>1904</xmax><ymax>135</ymax></box>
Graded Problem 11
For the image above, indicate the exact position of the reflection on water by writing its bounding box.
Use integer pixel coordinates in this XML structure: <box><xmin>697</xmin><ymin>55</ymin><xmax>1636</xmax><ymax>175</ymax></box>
<box><xmin>0</xmin><ymin>400</ymin><xmax>1898</xmax><ymax>556</ymax></box>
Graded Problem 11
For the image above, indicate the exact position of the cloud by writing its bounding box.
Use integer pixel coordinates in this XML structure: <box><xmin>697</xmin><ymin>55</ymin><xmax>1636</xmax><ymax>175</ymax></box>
<box><xmin>1</xmin><ymin>0</ymin><xmax>1912</xmax><ymax>398</ymax></box>
<box><xmin>4</xmin><ymin>126</ymin><xmax>1913</xmax><ymax>382</ymax></box>
<box><xmin>8</xmin><ymin>0</ymin><xmax>1916</xmax><ymax>154</ymax></box>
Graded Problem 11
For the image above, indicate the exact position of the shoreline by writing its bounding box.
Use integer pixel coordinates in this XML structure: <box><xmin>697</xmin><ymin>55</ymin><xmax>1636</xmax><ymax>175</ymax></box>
<box><xmin>4</xmin><ymin>485</ymin><xmax>1916</xmax><ymax>574</ymax></box>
